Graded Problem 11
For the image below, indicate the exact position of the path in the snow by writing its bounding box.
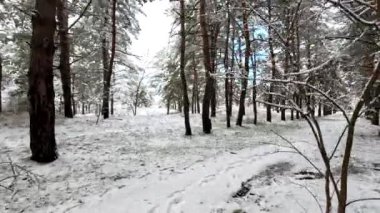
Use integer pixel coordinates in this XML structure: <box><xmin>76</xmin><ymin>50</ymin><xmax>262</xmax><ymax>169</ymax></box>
<box><xmin>70</xmin><ymin>146</ymin><xmax>291</xmax><ymax>213</ymax></box>
<box><xmin>1</xmin><ymin>107</ymin><xmax>379</xmax><ymax>213</ymax></box>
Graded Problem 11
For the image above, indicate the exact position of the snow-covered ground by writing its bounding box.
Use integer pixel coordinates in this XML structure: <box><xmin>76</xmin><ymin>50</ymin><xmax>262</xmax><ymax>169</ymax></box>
<box><xmin>0</xmin><ymin>106</ymin><xmax>379</xmax><ymax>213</ymax></box>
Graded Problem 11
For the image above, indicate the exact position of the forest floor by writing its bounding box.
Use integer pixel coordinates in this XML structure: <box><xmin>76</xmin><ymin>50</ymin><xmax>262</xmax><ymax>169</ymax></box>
<box><xmin>0</xmin><ymin>106</ymin><xmax>379</xmax><ymax>213</ymax></box>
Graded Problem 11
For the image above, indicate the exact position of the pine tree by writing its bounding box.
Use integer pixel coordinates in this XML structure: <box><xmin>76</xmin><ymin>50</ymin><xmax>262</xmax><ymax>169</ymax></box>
<box><xmin>28</xmin><ymin>0</ymin><xmax>58</xmax><ymax>162</ymax></box>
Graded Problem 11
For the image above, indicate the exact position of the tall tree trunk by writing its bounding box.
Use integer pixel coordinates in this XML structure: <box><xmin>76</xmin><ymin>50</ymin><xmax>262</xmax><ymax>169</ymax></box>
<box><xmin>28</xmin><ymin>0</ymin><xmax>58</xmax><ymax>162</ymax></box>
<box><xmin>167</xmin><ymin>97</ymin><xmax>170</xmax><ymax>115</ymax></box>
<box><xmin>224</xmin><ymin>0</ymin><xmax>231</xmax><ymax>128</ymax></box>
<box><xmin>102</xmin><ymin>0</ymin><xmax>117</xmax><ymax>119</ymax></box>
<box><xmin>252</xmin><ymin>49</ymin><xmax>257</xmax><ymax>125</ymax></box>
<box><xmin>71</xmin><ymin>73</ymin><xmax>76</xmax><ymax>115</ymax></box>
<box><xmin>101</xmin><ymin>31</ymin><xmax>109</xmax><ymax>117</ymax></box>
<box><xmin>57</xmin><ymin>0</ymin><xmax>73</xmax><ymax>118</ymax></box>
<box><xmin>199</xmin><ymin>0</ymin><xmax>213</xmax><ymax>133</ymax></box>
<box><xmin>236</xmin><ymin>0</ymin><xmax>250</xmax><ymax>126</ymax></box>
<box><xmin>192</xmin><ymin>56</ymin><xmax>200</xmax><ymax>114</ymax></box>
<box><xmin>111</xmin><ymin>93</ymin><xmax>114</xmax><ymax>115</ymax></box>
<box><xmin>267</xmin><ymin>0</ymin><xmax>275</xmax><ymax>122</ymax></box>
<box><xmin>191</xmin><ymin>86</ymin><xmax>195</xmax><ymax>114</ymax></box>
<box><xmin>179</xmin><ymin>0</ymin><xmax>192</xmax><ymax>135</ymax></box>
<box><xmin>210</xmin><ymin>23</ymin><xmax>220</xmax><ymax>118</ymax></box>
<box><xmin>228</xmin><ymin>17</ymin><xmax>235</xmax><ymax>123</ymax></box>
<box><xmin>111</xmin><ymin>73</ymin><xmax>115</xmax><ymax>115</ymax></box>
<box><xmin>197</xmin><ymin>88</ymin><xmax>201</xmax><ymax>114</ymax></box>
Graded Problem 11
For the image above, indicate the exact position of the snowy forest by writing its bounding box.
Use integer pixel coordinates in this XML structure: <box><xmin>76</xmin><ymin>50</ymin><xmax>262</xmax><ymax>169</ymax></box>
<box><xmin>0</xmin><ymin>0</ymin><xmax>380</xmax><ymax>212</ymax></box>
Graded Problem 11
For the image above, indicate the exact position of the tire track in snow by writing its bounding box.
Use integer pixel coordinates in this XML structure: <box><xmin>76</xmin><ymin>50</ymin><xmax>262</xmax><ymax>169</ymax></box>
<box><xmin>69</xmin><ymin>146</ymin><xmax>284</xmax><ymax>213</ymax></box>
<box><xmin>148</xmin><ymin>150</ymin><xmax>279</xmax><ymax>213</ymax></box>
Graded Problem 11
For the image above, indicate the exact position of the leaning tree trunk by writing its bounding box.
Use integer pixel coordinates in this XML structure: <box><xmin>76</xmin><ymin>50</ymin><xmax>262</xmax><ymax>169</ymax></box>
<box><xmin>102</xmin><ymin>0</ymin><xmax>117</xmax><ymax>119</ymax></box>
<box><xmin>338</xmin><ymin>61</ymin><xmax>380</xmax><ymax>213</ymax></box>
<box><xmin>57</xmin><ymin>0</ymin><xmax>73</xmax><ymax>118</ymax></box>
<box><xmin>28</xmin><ymin>0</ymin><xmax>58</xmax><ymax>162</ymax></box>
<box><xmin>236</xmin><ymin>0</ymin><xmax>250</xmax><ymax>126</ymax></box>
<box><xmin>199</xmin><ymin>0</ymin><xmax>213</xmax><ymax>133</ymax></box>
<box><xmin>179</xmin><ymin>0</ymin><xmax>192</xmax><ymax>135</ymax></box>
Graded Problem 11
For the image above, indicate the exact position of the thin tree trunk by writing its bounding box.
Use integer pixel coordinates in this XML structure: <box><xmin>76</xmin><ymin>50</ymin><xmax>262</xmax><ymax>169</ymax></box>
<box><xmin>192</xmin><ymin>56</ymin><xmax>199</xmax><ymax>114</ymax></box>
<box><xmin>28</xmin><ymin>0</ymin><xmax>58</xmax><ymax>162</ymax></box>
<box><xmin>197</xmin><ymin>89</ymin><xmax>200</xmax><ymax>113</ymax></box>
<box><xmin>338</xmin><ymin>61</ymin><xmax>380</xmax><ymax>213</ymax></box>
<box><xmin>199</xmin><ymin>0</ymin><xmax>213</xmax><ymax>133</ymax></box>
<box><xmin>210</xmin><ymin>22</ymin><xmax>220</xmax><ymax>118</ymax></box>
<box><xmin>236</xmin><ymin>0</ymin><xmax>250</xmax><ymax>126</ymax></box>
<box><xmin>267</xmin><ymin>0</ymin><xmax>275</xmax><ymax>122</ymax></box>
<box><xmin>224</xmin><ymin>0</ymin><xmax>231</xmax><ymax>128</ymax></box>
<box><xmin>57</xmin><ymin>0</ymin><xmax>73</xmax><ymax>118</ymax></box>
<box><xmin>191</xmin><ymin>85</ymin><xmax>195</xmax><ymax>114</ymax></box>
<box><xmin>228</xmin><ymin>17</ymin><xmax>236</xmax><ymax>123</ymax></box>
<box><xmin>179</xmin><ymin>0</ymin><xmax>192</xmax><ymax>135</ymax></box>
<box><xmin>111</xmin><ymin>73</ymin><xmax>115</xmax><ymax>115</ymax></box>
<box><xmin>111</xmin><ymin>93</ymin><xmax>114</xmax><ymax>115</ymax></box>
<box><xmin>72</xmin><ymin>73</ymin><xmax>76</xmax><ymax>115</ymax></box>
<box><xmin>252</xmin><ymin>37</ymin><xmax>258</xmax><ymax>125</ymax></box>
<box><xmin>102</xmin><ymin>0</ymin><xmax>117</xmax><ymax>119</ymax></box>
<box><xmin>167</xmin><ymin>97</ymin><xmax>170</xmax><ymax>115</ymax></box>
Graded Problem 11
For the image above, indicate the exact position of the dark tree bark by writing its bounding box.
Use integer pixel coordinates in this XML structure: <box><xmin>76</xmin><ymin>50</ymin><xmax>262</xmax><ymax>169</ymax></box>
<box><xmin>323</xmin><ymin>104</ymin><xmax>332</xmax><ymax>116</ymax></box>
<box><xmin>236</xmin><ymin>0</ymin><xmax>250</xmax><ymax>126</ymax></box>
<box><xmin>228</xmin><ymin>18</ymin><xmax>235</xmax><ymax>124</ymax></box>
<box><xmin>267</xmin><ymin>0</ymin><xmax>275</xmax><ymax>122</ymax></box>
<box><xmin>111</xmin><ymin>73</ymin><xmax>115</xmax><ymax>115</ymax></box>
<box><xmin>57</xmin><ymin>0</ymin><xmax>73</xmax><ymax>118</ymax></box>
<box><xmin>251</xmin><ymin>39</ymin><xmax>258</xmax><ymax>125</ymax></box>
<box><xmin>371</xmin><ymin>83</ymin><xmax>380</xmax><ymax>125</ymax></box>
<box><xmin>191</xmin><ymin>86</ymin><xmax>195</xmax><ymax>114</ymax></box>
<box><xmin>72</xmin><ymin>73</ymin><xmax>76</xmax><ymax>115</ymax></box>
<box><xmin>102</xmin><ymin>0</ymin><xmax>117</xmax><ymax>119</ymax></box>
<box><xmin>210</xmin><ymin>22</ymin><xmax>220</xmax><ymax>118</ymax></box>
<box><xmin>199</xmin><ymin>0</ymin><xmax>213</xmax><ymax>133</ymax></box>
<box><xmin>179</xmin><ymin>0</ymin><xmax>192</xmax><ymax>135</ymax></box>
<box><xmin>111</xmin><ymin>93</ymin><xmax>114</xmax><ymax>115</ymax></box>
<box><xmin>192</xmin><ymin>56</ymin><xmax>199</xmax><ymax>114</ymax></box>
<box><xmin>28</xmin><ymin>0</ymin><xmax>58</xmax><ymax>162</ymax></box>
<box><xmin>224</xmin><ymin>0</ymin><xmax>231</xmax><ymax>128</ymax></box>
<box><xmin>101</xmin><ymin>31</ymin><xmax>109</xmax><ymax>117</ymax></box>
<box><xmin>167</xmin><ymin>97</ymin><xmax>170</xmax><ymax>115</ymax></box>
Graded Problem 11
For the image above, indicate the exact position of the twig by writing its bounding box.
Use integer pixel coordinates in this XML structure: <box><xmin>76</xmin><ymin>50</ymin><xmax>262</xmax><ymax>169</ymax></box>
<box><xmin>270</xmin><ymin>130</ymin><xmax>323</xmax><ymax>176</ymax></box>
<box><xmin>291</xmin><ymin>181</ymin><xmax>324</xmax><ymax>213</ymax></box>
<box><xmin>346</xmin><ymin>198</ymin><xmax>380</xmax><ymax>207</ymax></box>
